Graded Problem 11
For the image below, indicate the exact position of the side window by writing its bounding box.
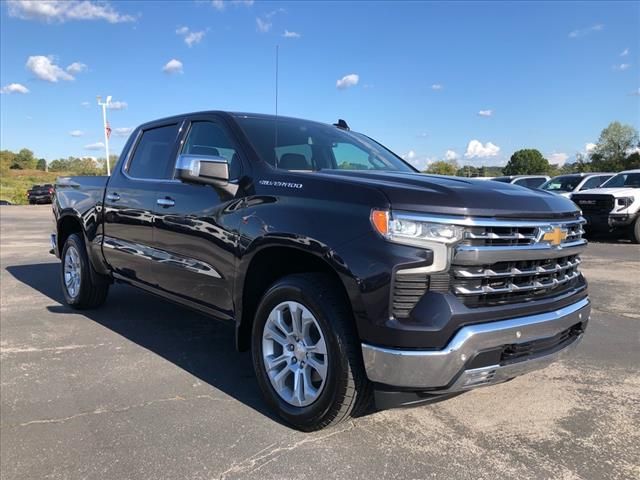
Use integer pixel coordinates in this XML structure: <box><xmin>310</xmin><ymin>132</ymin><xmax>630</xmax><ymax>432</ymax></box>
<box><xmin>581</xmin><ymin>176</ymin><xmax>607</xmax><ymax>190</ymax></box>
<box><xmin>332</xmin><ymin>142</ymin><xmax>376</xmax><ymax>170</ymax></box>
<box><xmin>182</xmin><ymin>121</ymin><xmax>241</xmax><ymax>179</ymax></box>
<box><xmin>128</xmin><ymin>124</ymin><xmax>179</xmax><ymax>179</ymax></box>
<box><xmin>516</xmin><ymin>177</ymin><xmax>545</xmax><ymax>188</ymax></box>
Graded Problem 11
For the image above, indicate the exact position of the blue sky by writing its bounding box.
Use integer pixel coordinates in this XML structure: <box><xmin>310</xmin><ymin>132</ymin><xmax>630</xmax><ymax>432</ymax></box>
<box><xmin>1</xmin><ymin>0</ymin><xmax>638</xmax><ymax>169</ymax></box>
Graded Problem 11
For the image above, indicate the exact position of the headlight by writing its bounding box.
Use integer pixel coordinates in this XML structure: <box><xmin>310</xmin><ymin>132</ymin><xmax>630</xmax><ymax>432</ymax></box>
<box><xmin>616</xmin><ymin>197</ymin><xmax>634</xmax><ymax>209</ymax></box>
<box><xmin>371</xmin><ymin>210</ymin><xmax>464</xmax><ymax>246</ymax></box>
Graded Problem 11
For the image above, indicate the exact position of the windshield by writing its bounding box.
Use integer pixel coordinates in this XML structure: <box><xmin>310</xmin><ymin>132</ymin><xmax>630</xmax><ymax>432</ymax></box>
<box><xmin>541</xmin><ymin>176</ymin><xmax>582</xmax><ymax>192</ymax></box>
<box><xmin>235</xmin><ymin>116</ymin><xmax>415</xmax><ymax>173</ymax></box>
<box><xmin>600</xmin><ymin>172</ymin><xmax>640</xmax><ymax>188</ymax></box>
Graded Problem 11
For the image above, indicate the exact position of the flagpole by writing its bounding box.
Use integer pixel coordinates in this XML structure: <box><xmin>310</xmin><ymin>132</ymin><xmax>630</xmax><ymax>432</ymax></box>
<box><xmin>97</xmin><ymin>95</ymin><xmax>112</xmax><ymax>175</ymax></box>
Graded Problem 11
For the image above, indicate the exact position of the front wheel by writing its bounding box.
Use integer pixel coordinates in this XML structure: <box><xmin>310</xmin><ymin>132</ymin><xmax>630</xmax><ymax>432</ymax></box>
<box><xmin>60</xmin><ymin>233</ymin><xmax>109</xmax><ymax>309</ymax></box>
<box><xmin>251</xmin><ymin>273</ymin><xmax>371</xmax><ymax>431</ymax></box>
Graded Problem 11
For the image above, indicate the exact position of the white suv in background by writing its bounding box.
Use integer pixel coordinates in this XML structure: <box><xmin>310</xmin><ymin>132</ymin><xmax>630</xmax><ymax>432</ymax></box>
<box><xmin>540</xmin><ymin>173</ymin><xmax>614</xmax><ymax>198</ymax></box>
<box><xmin>571</xmin><ymin>169</ymin><xmax>640</xmax><ymax>243</ymax></box>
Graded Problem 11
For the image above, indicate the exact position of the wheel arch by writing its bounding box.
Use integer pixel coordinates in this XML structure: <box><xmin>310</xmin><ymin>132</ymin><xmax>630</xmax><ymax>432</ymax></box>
<box><xmin>234</xmin><ymin>243</ymin><xmax>361</xmax><ymax>352</ymax></box>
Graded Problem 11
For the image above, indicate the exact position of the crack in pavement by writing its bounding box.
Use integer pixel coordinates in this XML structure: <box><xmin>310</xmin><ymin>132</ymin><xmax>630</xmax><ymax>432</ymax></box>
<box><xmin>10</xmin><ymin>394</ymin><xmax>232</xmax><ymax>428</ymax></box>
<box><xmin>217</xmin><ymin>421</ymin><xmax>358</xmax><ymax>479</ymax></box>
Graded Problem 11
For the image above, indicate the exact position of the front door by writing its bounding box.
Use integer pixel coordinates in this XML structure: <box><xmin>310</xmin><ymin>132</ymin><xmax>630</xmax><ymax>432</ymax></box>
<box><xmin>150</xmin><ymin>117</ymin><xmax>246</xmax><ymax>318</ymax></box>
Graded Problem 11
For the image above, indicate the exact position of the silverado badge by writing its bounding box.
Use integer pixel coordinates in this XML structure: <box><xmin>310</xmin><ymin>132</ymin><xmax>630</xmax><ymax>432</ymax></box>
<box><xmin>540</xmin><ymin>226</ymin><xmax>569</xmax><ymax>247</ymax></box>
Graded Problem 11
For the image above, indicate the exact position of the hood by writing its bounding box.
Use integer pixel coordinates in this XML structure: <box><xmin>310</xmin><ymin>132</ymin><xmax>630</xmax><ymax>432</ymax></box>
<box><xmin>572</xmin><ymin>187</ymin><xmax>640</xmax><ymax>197</ymax></box>
<box><xmin>315</xmin><ymin>170</ymin><xmax>579</xmax><ymax>219</ymax></box>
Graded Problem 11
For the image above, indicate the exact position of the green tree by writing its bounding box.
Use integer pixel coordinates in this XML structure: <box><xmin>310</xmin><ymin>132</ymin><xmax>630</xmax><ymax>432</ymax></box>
<box><xmin>625</xmin><ymin>151</ymin><xmax>640</xmax><ymax>170</ymax></box>
<box><xmin>589</xmin><ymin>122</ymin><xmax>639</xmax><ymax>171</ymax></box>
<box><xmin>425</xmin><ymin>160</ymin><xmax>458</xmax><ymax>175</ymax></box>
<box><xmin>0</xmin><ymin>150</ymin><xmax>16</xmax><ymax>171</ymax></box>
<box><xmin>36</xmin><ymin>158</ymin><xmax>47</xmax><ymax>171</ymax></box>
<box><xmin>10</xmin><ymin>148</ymin><xmax>37</xmax><ymax>170</ymax></box>
<box><xmin>456</xmin><ymin>165</ymin><xmax>479</xmax><ymax>177</ymax></box>
<box><xmin>503</xmin><ymin>149</ymin><xmax>550</xmax><ymax>175</ymax></box>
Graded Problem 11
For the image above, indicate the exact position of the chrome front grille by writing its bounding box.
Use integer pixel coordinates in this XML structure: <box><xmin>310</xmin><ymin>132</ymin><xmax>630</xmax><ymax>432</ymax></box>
<box><xmin>453</xmin><ymin>217</ymin><xmax>586</xmax><ymax>307</ymax></box>
<box><xmin>390</xmin><ymin>215</ymin><xmax>587</xmax><ymax>317</ymax></box>
<box><xmin>462</xmin><ymin>222</ymin><xmax>584</xmax><ymax>247</ymax></box>
<box><xmin>452</xmin><ymin>255</ymin><xmax>582</xmax><ymax>307</ymax></box>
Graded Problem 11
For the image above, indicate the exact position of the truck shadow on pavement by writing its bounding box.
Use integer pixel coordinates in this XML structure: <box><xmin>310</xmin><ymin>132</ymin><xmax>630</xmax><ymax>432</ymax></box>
<box><xmin>6</xmin><ymin>262</ymin><xmax>286</xmax><ymax>426</ymax></box>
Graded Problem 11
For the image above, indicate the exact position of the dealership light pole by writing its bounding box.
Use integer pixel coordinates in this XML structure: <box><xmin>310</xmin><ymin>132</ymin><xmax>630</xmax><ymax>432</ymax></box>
<box><xmin>97</xmin><ymin>95</ymin><xmax>112</xmax><ymax>175</ymax></box>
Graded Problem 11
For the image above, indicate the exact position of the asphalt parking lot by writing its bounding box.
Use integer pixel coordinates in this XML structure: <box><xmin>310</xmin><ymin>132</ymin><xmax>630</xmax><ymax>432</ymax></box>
<box><xmin>1</xmin><ymin>205</ymin><xmax>639</xmax><ymax>480</ymax></box>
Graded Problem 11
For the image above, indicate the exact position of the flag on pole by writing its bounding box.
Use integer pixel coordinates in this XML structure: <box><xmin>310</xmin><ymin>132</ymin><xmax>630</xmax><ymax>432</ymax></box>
<box><xmin>106</xmin><ymin>121</ymin><xmax>112</xmax><ymax>139</ymax></box>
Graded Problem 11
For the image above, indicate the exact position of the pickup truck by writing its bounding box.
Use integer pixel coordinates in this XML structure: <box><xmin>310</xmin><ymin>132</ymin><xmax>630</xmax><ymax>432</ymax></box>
<box><xmin>571</xmin><ymin>169</ymin><xmax>640</xmax><ymax>243</ymax></box>
<box><xmin>52</xmin><ymin>111</ymin><xmax>591</xmax><ymax>431</ymax></box>
<box><xmin>28</xmin><ymin>184</ymin><xmax>54</xmax><ymax>204</ymax></box>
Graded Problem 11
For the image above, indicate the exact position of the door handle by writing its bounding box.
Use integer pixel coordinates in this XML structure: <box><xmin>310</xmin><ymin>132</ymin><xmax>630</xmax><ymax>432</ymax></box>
<box><xmin>157</xmin><ymin>197</ymin><xmax>175</xmax><ymax>208</ymax></box>
<box><xmin>106</xmin><ymin>192</ymin><xmax>120</xmax><ymax>202</ymax></box>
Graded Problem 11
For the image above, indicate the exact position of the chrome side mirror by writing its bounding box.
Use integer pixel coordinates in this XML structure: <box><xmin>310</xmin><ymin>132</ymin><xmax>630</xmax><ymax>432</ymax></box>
<box><xmin>176</xmin><ymin>154</ymin><xmax>229</xmax><ymax>185</ymax></box>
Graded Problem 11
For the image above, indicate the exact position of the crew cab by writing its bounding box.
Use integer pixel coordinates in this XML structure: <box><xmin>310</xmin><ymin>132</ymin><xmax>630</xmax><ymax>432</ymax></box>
<box><xmin>27</xmin><ymin>184</ymin><xmax>54</xmax><ymax>204</ymax></box>
<box><xmin>52</xmin><ymin>111</ymin><xmax>591</xmax><ymax>430</ymax></box>
<box><xmin>571</xmin><ymin>169</ymin><xmax>640</xmax><ymax>243</ymax></box>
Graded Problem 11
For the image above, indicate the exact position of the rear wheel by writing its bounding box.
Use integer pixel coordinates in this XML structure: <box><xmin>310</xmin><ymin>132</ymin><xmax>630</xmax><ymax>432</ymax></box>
<box><xmin>251</xmin><ymin>273</ymin><xmax>372</xmax><ymax>431</ymax></box>
<box><xmin>60</xmin><ymin>233</ymin><xmax>109</xmax><ymax>309</ymax></box>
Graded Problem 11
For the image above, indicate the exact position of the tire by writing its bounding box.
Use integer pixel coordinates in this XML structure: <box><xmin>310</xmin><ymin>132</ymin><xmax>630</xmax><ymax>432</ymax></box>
<box><xmin>60</xmin><ymin>233</ymin><xmax>109</xmax><ymax>309</ymax></box>
<box><xmin>251</xmin><ymin>273</ymin><xmax>372</xmax><ymax>431</ymax></box>
<box><xmin>632</xmin><ymin>216</ymin><xmax>640</xmax><ymax>244</ymax></box>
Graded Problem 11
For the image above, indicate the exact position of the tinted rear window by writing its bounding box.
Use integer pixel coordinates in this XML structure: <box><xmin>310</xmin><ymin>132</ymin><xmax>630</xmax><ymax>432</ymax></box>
<box><xmin>127</xmin><ymin>124</ymin><xmax>179</xmax><ymax>179</ymax></box>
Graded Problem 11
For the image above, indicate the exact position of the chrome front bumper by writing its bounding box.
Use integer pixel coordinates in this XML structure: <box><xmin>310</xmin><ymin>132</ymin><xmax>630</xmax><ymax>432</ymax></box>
<box><xmin>362</xmin><ymin>297</ymin><xmax>590</xmax><ymax>392</ymax></box>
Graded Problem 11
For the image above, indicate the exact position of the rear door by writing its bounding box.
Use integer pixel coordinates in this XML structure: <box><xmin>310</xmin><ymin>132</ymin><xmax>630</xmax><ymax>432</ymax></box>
<box><xmin>149</xmin><ymin>115</ymin><xmax>246</xmax><ymax>318</ymax></box>
<box><xmin>102</xmin><ymin>122</ymin><xmax>183</xmax><ymax>286</ymax></box>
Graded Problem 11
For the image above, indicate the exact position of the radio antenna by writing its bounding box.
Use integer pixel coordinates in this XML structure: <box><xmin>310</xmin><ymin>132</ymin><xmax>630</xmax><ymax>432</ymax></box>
<box><xmin>274</xmin><ymin>44</ymin><xmax>279</xmax><ymax>167</ymax></box>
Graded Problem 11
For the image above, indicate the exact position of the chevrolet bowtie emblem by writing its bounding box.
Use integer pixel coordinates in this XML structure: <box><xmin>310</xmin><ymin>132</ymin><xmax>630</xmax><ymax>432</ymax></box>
<box><xmin>542</xmin><ymin>227</ymin><xmax>568</xmax><ymax>246</ymax></box>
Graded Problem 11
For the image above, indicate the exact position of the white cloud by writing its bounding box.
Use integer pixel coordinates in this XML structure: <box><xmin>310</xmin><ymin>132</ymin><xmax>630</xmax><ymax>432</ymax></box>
<box><xmin>336</xmin><ymin>73</ymin><xmax>359</xmax><ymax>89</ymax></box>
<box><xmin>26</xmin><ymin>55</ymin><xmax>74</xmax><ymax>82</ymax></box>
<box><xmin>402</xmin><ymin>150</ymin><xmax>417</xmax><ymax>161</ymax></box>
<box><xmin>66</xmin><ymin>61</ymin><xmax>87</xmax><ymax>74</ymax></box>
<box><xmin>283</xmin><ymin>29</ymin><xmax>301</xmax><ymax>38</ymax></box>
<box><xmin>417</xmin><ymin>132</ymin><xmax>428</xmax><ymax>138</ymax></box>
<box><xmin>81</xmin><ymin>101</ymin><xmax>90</xmax><ymax>107</ymax></box>
<box><xmin>69</xmin><ymin>130</ymin><xmax>85</xmax><ymax>137</ymax></box>
<box><xmin>113</xmin><ymin>127</ymin><xmax>133</xmax><ymax>137</ymax></box>
<box><xmin>431</xmin><ymin>84</ymin><xmax>443</xmax><ymax>90</ymax></box>
<box><xmin>464</xmin><ymin>140</ymin><xmax>500</xmax><ymax>159</ymax></box>
<box><xmin>630</xmin><ymin>88</ymin><xmax>640</xmax><ymax>97</ymax></box>
<box><xmin>84</xmin><ymin>142</ymin><xmax>105</xmax><ymax>150</ymax></box>
<box><xmin>445</xmin><ymin>149</ymin><xmax>459</xmax><ymax>161</ymax></box>
<box><xmin>162</xmin><ymin>59</ymin><xmax>183</xmax><ymax>74</ymax></box>
<box><xmin>176</xmin><ymin>26</ymin><xmax>206</xmax><ymax>47</ymax></box>
<box><xmin>107</xmin><ymin>100</ymin><xmax>128</xmax><ymax>110</ymax></box>
<box><xmin>568</xmin><ymin>24</ymin><xmax>603</xmax><ymax>38</ymax></box>
<box><xmin>402</xmin><ymin>151</ymin><xmax>434</xmax><ymax>171</ymax></box>
<box><xmin>7</xmin><ymin>0</ymin><xmax>135</xmax><ymax>23</ymax></box>
<box><xmin>212</xmin><ymin>0</ymin><xmax>254</xmax><ymax>10</ymax></box>
<box><xmin>613</xmin><ymin>63</ymin><xmax>631</xmax><ymax>71</ymax></box>
<box><xmin>620</xmin><ymin>48</ymin><xmax>629</xmax><ymax>57</ymax></box>
<box><xmin>477</xmin><ymin>109</ymin><xmax>493</xmax><ymax>117</ymax></box>
<box><xmin>549</xmin><ymin>152</ymin><xmax>569</xmax><ymax>166</ymax></box>
<box><xmin>585</xmin><ymin>142</ymin><xmax>597</xmax><ymax>154</ymax></box>
<box><xmin>0</xmin><ymin>83</ymin><xmax>29</xmax><ymax>94</ymax></box>
<box><xmin>256</xmin><ymin>17</ymin><xmax>272</xmax><ymax>33</ymax></box>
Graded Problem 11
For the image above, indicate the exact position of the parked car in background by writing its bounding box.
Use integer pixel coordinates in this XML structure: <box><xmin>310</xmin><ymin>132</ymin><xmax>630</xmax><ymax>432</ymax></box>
<box><xmin>0</xmin><ymin>200</ymin><xmax>12</xmax><ymax>206</ymax></box>
<box><xmin>571</xmin><ymin>169</ymin><xmax>640</xmax><ymax>243</ymax></box>
<box><xmin>492</xmin><ymin>175</ymin><xmax>550</xmax><ymax>189</ymax></box>
<box><xmin>27</xmin><ymin>184</ymin><xmax>54</xmax><ymax>205</ymax></box>
<box><xmin>541</xmin><ymin>173</ymin><xmax>614</xmax><ymax>198</ymax></box>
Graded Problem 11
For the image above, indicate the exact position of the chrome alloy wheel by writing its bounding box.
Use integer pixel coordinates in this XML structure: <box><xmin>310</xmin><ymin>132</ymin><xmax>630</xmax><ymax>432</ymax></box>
<box><xmin>262</xmin><ymin>301</ymin><xmax>328</xmax><ymax>407</ymax></box>
<box><xmin>64</xmin><ymin>245</ymin><xmax>82</xmax><ymax>299</ymax></box>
